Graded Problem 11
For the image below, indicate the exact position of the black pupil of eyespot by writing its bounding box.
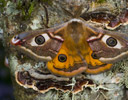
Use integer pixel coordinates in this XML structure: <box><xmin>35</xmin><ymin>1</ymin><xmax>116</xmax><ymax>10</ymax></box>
<box><xmin>58</xmin><ymin>54</ymin><xmax>67</xmax><ymax>62</ymax></box>
<box><xmin>91</xmin><ymin>52</ymin><xmax>98</xmax><ymax>59</ymax></box>
<box><xmin>35</xmin><ymin>35</ymin><xmax>45</xmax><ymax>45</ymax></box>
<box><xmin>106</xmin><ymin>37</ymin><xmax>117</xmax><ymax>47</ymax></box>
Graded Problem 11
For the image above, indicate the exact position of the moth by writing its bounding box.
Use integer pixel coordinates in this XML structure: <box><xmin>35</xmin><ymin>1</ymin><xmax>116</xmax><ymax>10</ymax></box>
<box><xmin>11</xmin><ymin>18</ymin><xmax>128</xmax><ymax>77</ymax></box>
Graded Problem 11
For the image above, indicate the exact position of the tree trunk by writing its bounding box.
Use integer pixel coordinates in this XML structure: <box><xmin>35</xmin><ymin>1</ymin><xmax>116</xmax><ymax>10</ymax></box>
<box><xmin>1</xmin><ymin>0</ymin><xmax>128</xmax><ymax>100</ymax></box>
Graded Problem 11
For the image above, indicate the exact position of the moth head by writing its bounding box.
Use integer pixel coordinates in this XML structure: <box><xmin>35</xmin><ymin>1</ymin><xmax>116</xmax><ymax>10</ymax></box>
<box><xmin>88</xmin><ymin>32</ymin><xmax>128</xmax><ymax>63</ymax></box>
<box><xmin>11</xmin><ymin>30</ymin><xmax>63</xmax><ymax>61</ymax></box>
<box><xmin>11</xmin><ymin>32</ymin><xmax>29</xmax><ymax>45</ymax></box>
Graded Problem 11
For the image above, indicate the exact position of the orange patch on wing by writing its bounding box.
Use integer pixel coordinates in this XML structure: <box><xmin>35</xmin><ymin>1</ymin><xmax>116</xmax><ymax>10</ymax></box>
<box><xmin>47</xmin><ymin>43</ymin><xmax>86</xmax><ymax>77</ymax></box>
<box><xmin>85</xmin><ymin>48</ymin><xmax>104</xmax><ymax>66</ymax></box>
<box><xmin>47</xmin><ymin>43</ymin><xmax>113</xmax><ymax>77</ymax></box>
<box><xmin>84</xmin><ymin>49</ymin><xmax>113</xmax><ymax>74</ymax></box>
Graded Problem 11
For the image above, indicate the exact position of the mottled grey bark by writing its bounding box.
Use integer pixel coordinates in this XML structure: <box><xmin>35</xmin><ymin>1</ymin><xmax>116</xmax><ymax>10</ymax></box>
<box><xmin>1</xmin><ymin>0</ymin><xmax>128</xmax><ymax>100</ymax></box>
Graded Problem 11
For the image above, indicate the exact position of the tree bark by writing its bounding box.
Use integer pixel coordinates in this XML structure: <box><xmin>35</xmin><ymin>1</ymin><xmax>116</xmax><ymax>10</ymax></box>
<box><xmin>1</xmin><ymin>0</ymin><xmax>128</xmax><ymax>100</ymax></box>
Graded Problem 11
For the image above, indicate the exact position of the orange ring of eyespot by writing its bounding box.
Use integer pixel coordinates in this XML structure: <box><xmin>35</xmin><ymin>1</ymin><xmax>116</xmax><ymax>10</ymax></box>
<box><xmin>58</xmin><ymin>54</ymin><xmax>67</xmax><ymax>62</ymax></box>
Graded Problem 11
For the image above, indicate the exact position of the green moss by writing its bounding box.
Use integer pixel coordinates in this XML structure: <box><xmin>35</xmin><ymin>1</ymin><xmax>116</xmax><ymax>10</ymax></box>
<box><xmin>40</xmin><ymin>0</ymin><xmax>53</xmax><ymax>5</ymax></box>
<box><xmin>0</xmin><ymin>0</ymin><xmax>7</xmax><ymax>8</ymax></box>
<box><xmin>97</xmin><ymin>0</ymin><xmax>106</xmax><ymax>3</ymax></box>
<box><xmin>0</xmin><ymin>0</ymin><xmax>52</xmax><ymax>21</ymax></box>
<box><xmin>0</xmin><ymin>0</ymin><xmax>7</xmax><ymax>13</ymax></box>
<box><xmin>16</xmin><ymin>0</ymin><xmax>36</xmax><ymax>20</ymax></box>
<box><xmin>15</xmin><ymin>0</ymin><xmax>52</xmax><ymax>20</ymax></box>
